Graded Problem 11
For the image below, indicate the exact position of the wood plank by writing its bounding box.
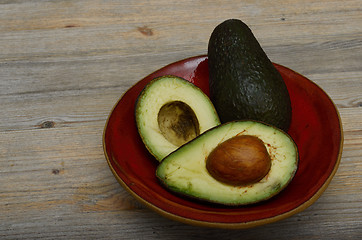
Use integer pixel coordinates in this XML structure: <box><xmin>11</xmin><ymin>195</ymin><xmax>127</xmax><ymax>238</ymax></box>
<box><xmin>0</xmin><ymin>0</ymin><xmax>361</xmax><ymax>239</ymax></box>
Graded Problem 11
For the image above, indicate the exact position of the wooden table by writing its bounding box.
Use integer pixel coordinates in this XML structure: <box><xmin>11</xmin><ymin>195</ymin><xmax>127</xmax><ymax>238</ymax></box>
<box><xmin>1</xmin><ymin>0</ymin><xmax>361</xmax><ymax>239</ymax></box>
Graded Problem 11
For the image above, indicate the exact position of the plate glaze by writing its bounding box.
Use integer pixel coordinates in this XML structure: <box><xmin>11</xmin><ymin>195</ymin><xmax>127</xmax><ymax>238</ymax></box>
<box><xmin>103</xmin><ymin>55</ymin><xmax>343</xmax><ymax>229</ymax></box>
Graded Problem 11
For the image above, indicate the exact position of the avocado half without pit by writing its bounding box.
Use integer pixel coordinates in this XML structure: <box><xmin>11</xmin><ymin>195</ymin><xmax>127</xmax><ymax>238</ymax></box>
<box><xmin>135</xmin><ymin>75</ymin><xmax>220</xmax><ymax>162</ymax></box>
<box><xmin>156</xmin><ymin>121</ymin><xmax>298</xmax><ymax>206</ymax></box>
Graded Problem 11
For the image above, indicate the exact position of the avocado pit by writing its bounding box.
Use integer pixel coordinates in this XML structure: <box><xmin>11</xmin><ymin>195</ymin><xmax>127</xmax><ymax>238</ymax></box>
<box><xmin>206</xmin><ymin>135</ymin><xmax>271</xmax><ymax>186</ymax></box>
<box><xmin>157</xmin><ymin>101</ymin><xmax>200</xmax><ymax>147</ymax></box>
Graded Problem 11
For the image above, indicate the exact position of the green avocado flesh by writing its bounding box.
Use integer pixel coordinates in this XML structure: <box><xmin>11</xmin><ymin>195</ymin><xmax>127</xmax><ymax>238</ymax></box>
<box><xmin>135</xmin><ymin>75</ymin><xmax>220</xmax><ymax>162</ymax></box>
<box><xmin>156</xmin><ymin>121</ymin><xmax>298</xmax><ymax>206</ymax></box>
<box><xmin>208</xmin><ymin>19</ymin><xmax>292</xmax><ymax>132</ymax></box>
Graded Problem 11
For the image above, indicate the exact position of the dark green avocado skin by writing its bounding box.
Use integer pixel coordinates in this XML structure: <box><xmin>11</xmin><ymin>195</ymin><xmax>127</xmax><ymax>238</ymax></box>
<box><xmin>208</xmin><ymin>19</ymin><xmax>292</xmax><ymax>132</ymax></box>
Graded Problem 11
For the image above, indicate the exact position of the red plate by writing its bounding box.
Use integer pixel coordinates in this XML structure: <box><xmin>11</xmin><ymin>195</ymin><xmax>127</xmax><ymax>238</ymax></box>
<box><xmin>103</xmin><ymin>55</ymin><xmax>343</xmax><ymax>228</ymax></box>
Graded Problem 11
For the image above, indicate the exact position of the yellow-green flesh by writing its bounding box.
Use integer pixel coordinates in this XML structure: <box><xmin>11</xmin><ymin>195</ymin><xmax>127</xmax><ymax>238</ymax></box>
<box><xmin>135</xmin><ymin>76</ymin><xmax>220</xmax><ymax>162</ymax></box>
<box><xmin>156</xmin><ymin>121</ymin><xmax>298</xmax><ymax>205</ymax></box>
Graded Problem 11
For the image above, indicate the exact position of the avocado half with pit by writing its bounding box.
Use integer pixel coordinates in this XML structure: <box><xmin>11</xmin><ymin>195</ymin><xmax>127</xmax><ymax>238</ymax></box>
<box><xmin>156</xmin><ymin>120</ymin><xmax>298</xmax><ymax>206</ymax></box>
<box><xmin>135</xmin><ymin>75</ymin><xmax>220</xmax><ymax>162</ymax></box>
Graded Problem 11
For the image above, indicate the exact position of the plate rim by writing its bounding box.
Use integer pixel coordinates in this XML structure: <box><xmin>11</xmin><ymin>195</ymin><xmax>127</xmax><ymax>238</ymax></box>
<box><xmin>102</xmin><ymin>55</ymin><xmax>343</xmax><ymax>229</ymax></box>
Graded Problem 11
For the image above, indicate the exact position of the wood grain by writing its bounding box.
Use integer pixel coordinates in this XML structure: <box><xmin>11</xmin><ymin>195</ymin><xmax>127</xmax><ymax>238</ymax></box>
<box><xmin>0</xmin><ymin>0</ymin><xmax>361</xmax><ymax>239</ymax></box>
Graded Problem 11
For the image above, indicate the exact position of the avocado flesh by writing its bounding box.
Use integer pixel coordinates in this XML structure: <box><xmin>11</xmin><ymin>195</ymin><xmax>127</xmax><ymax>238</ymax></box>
<box><xmin>156</xmin><ymin>121</ymin><xmax>298</xmax><ymax>206</ymax></box>
<box><xmin>135</xmin><ymin>75</ymin><xmax>220</xmax><ymax>162</ymax></box>
<box><xmin>208</xmin><ymin>19</ymin><xmax>292</xmax><ymax>132</ymax></box>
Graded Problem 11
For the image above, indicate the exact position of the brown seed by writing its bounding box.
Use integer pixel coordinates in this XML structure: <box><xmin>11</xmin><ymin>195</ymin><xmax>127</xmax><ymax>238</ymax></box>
<box><xmin>206</xmin><ymin>135</ymin><xmax>271</xmax><ymax>186</ymax></box>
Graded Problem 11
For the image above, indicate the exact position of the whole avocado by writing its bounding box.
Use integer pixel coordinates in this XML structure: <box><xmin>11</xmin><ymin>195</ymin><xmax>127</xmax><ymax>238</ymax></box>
<box><xmin>208</xmin><ymin>19</ymin><xmax>292</xmax><ymax>132</ymax></box>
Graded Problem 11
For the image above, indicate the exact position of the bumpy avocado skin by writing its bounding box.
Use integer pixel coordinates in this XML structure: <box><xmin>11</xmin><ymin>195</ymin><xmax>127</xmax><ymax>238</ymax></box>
<box><xmin>208</xmin><ymin>19</ymin><xmax>292</xmax><ymax>132</ymax></box>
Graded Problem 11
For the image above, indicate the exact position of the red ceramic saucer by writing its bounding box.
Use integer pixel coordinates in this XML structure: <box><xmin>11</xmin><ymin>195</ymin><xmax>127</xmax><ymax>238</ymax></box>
<box><xmin>103</xmin><ymin>55</ymin><xmax>343</xmax><ymax>229</ymax></box>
